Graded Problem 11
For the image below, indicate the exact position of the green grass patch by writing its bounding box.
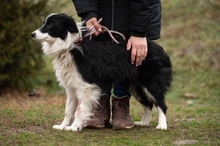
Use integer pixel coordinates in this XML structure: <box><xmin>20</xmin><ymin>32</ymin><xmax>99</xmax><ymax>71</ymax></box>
<box><xmin>0</xmin><ymin>0</ymin><xmax>220</xmax><ymax>145</ymax></box>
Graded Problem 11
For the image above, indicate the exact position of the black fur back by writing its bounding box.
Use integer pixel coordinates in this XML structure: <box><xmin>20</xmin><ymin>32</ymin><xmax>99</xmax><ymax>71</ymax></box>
<box><xmin>71</xmin><ymin>39</ymin><xmax>172</xmax><ymax>101</ymax></box>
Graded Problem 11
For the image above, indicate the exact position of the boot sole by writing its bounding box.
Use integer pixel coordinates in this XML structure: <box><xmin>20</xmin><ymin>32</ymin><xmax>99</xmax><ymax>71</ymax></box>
<box><xmin>86</xmin><ymin>120</ymin><xmax>111</xmax><ymax>129</ymax></box>
<box><xmin>86</xmin><ymin>125</ymin><xmax>105</xmax><ymax>129</ymax></box>
<box><xmin>113</xmin><ymin>124</ymin><xmax>135</xmax><ymax>130</ymax></box>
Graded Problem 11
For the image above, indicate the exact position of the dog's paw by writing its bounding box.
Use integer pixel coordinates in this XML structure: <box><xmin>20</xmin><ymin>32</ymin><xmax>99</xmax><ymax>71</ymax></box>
<box><xmin>53</xmin><ymin>125</ymin><xmax>65</xmax><ymax>130</ymax></box>
<box><xmin>156</xmin><ymin>124</ymin><xmax>167</xmax><ymax>130</ymax></box>
<box><xmin>64</xmin><ymin>125</ymin><xmax>82</xmax><ymax>132</ymax></box>
<box><xmin>134</xmin><ymin>121</ymin><xmax>149</xmax><ymax>126</ymax></box>
<box><xmin>64</xmin><ymin>126</ymin><xmax>73</xmax><ymax>131</ymax></box>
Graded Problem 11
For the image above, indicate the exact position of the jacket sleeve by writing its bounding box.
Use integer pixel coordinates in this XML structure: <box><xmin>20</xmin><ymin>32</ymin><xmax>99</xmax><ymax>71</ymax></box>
<box><xmin>72</xmin><ymin>0</ymin><xmax>98</xmax><ymax>21</ymax></box>
<box><xmin>130</xmin><ymin>0</ymin><xmax>161</xmax><ymax>40</ymax></box>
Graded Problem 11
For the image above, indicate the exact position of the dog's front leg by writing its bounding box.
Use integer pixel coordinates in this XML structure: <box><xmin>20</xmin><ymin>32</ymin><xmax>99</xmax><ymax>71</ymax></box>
<box><xmin>64</xmin><ymin>86</ymin><xmax>101</xmax><ymax>131</ymax></box>
<box><xmin>64</xmin><ymin>100</ymin><xmax>89</xmax><ymax>131</ymax></box>
<box><xmin>53</xmin><ymin>88</ymin><xmax>78</xmax><ymax>130</ymax></box>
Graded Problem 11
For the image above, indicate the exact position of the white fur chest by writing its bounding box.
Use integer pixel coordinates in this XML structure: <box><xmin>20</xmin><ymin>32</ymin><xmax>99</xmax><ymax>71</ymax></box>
<box><xmin>52</xmin><ymin>50</ymin><xmax>83</xmax><ymax>88</ymax></box>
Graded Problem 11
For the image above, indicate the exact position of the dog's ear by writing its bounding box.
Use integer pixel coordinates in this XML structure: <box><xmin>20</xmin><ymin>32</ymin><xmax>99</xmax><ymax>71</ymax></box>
<box><xmin>66</xmin><ymin>17</ymin><xmax>79</xmax><ymax>33</ymax></box>
<box><xmin>67</xmin><ymin>23</ymin><xmax>79</xmax><ymax>33</ymax></box>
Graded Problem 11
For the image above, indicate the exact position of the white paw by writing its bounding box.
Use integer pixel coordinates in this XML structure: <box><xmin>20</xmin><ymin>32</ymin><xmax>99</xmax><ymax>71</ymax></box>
<box><xmin>134</xmin><ymin>121</ymin><xmax>149</xmax><ymax>126</ymax></box>
<box><xmin>64</xmin><ymin>125</ymin><xmax>83</xmax><ymax>132</ymax></box>
<box><xmin>64</xmin><ymin>126</ymin><xmax>73</xmax><ymax>131</ymax></box>
<box><xmin>53</xmin><ymin>125</ymin><xmax>65</xmax><ymax>130</ymax></box>
<box><xmin>156</xmin><ymin>124</ymin><xmax>167</xmax><ymax>130</ymax></box>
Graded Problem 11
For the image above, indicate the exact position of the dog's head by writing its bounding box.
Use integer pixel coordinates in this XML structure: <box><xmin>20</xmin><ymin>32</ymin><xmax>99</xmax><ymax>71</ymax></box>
<box><xmin>31</xmin><ymin>13</ymin><xmax>80</xmax><ymax>43</ymax></box>
<box><xmin>31</xmin><ymin>13</ymin><xmax>84</xmax><ymax>57</ymax></box>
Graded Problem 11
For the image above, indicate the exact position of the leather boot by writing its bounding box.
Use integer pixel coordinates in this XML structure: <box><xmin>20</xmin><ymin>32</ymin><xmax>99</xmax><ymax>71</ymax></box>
<box><xmin>112</xmin><ymin>95</ymin><xmax>134</xmax><ymax>130</ymax></box>
<box><xmin>86</xmin><ymin>94</ymin><xmax>111</xmax><ymax>129</ymax></box>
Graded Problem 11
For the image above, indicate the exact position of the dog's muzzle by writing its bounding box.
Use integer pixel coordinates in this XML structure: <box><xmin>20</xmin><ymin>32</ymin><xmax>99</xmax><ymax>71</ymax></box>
<box><xmin>31</xmin><ymin>32</ymin><xmax>36</xmax><ymax>38</ymax></box>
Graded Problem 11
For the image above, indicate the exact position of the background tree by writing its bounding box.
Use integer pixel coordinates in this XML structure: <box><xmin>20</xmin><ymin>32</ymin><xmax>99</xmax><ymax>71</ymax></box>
<box><xmin>0</xmin><ymin>0</ymin><xmax>53</xmax><ymax>91</ymax></box>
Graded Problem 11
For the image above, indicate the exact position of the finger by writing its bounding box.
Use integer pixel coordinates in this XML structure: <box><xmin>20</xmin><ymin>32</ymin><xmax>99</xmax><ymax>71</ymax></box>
<box><xmin>139</xmin><ymin>48</ymin><xmax>145</xmax><ymax>65</ymax></box>
<box><xmin>138</xmin><ymin>47</ymin><xmax>147</xmax><ymax>64</ymax></box>
<box><xmin>86</xmin><ymin>18</ymin><xmax>97</xmax><ymax>29</ymax></box>
<box><xmin>143</xmin><ymin>39</ymin><xmax>148</xmax><ymax>59</ymax></box>
<box><xmin>94</xmin><ymin>31</ymin><xmax>100</xmax><ymax>36</ymax></box>
<box><xmin>93</xmin><ymin>20</ymin><xmax>102</xmax><ymax>32</ymax></box>
<box><xmin>140</xmin><ymin>47</ymin><xmax>147</xmax><ymax>64</ymax></box>
<box><xmin>131</xmin><ymin>47</ymin><xmax>137</xmax><ymax>65</ymax></box>
<box><xmin>96</xmin><ymin>24</ymin><xmax>102</xmax><ymax>32</ymax></box>
<box><xmin>126</xmin><ymin>39</ymin><xmax>132</xmax><ymax>50</ymax></box>
<box><xmin>143</xmin><ymin>46</ymin><xmax>148</xmax><ymax>60</ymax></box>
<box><xmin>138</xmin><ymin>47</ymin><xmax>147</xmax><ymax>66</ymax></box>
<box><xmin>135</xmin><ymin>48</ymin><xmax>142</xmax><ymax>66</ymax></box>
<box><xmin>144</xmin><ymin>42</ymin><xmax>148</xmax><ymax>55</ymax></box>
<box><xmin>86</xmin><ymin>21</ymin><xmax>93</xmax><ymax>29</ymax></box>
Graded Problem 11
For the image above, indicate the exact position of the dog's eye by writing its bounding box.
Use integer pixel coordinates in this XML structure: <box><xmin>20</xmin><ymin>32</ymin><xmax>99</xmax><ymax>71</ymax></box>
<box><xmin>47</xmin><ymin>24</ymin><xmax>53</xmax><ymax>28</ymax></box>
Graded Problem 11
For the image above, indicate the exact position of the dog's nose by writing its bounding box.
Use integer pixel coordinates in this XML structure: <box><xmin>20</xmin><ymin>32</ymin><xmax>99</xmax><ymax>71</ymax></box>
<box><xmin>31</xmin><ymin>32</ymin><xmax>36</xmax><ymax>38</ymax></box>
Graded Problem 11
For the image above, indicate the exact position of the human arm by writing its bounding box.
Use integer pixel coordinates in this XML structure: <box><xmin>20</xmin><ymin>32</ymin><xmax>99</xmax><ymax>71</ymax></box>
<box><xmin>72</xmin><ymin>0</ymin><xmax>101</xmax><ymax>35</ymax></box>
<box><xmin>127</xmin><ymin>0</ymin><xmax>161</xmax><ymax>66</ymax></box>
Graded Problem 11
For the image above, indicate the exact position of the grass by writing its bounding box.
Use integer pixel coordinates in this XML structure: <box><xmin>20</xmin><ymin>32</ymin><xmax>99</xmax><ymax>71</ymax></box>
<box><xmin>0</xmin><ymin>0</ymin><xmax>220</xmax><ymax>145</ymax></box>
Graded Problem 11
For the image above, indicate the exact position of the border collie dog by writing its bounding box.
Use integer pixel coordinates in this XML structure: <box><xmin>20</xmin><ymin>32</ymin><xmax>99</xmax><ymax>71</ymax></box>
<box><xmin>31</xmin><ymin>13</ymin><xmax>172</xmax><ymax>131</ymax></box>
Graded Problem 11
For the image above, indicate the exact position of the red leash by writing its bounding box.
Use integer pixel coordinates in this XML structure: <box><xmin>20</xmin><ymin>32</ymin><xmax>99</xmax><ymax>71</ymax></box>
<box><xmin>74</xmin><ymin>18</ymin><xmax>125</xmax><ymax>44</ymax></box>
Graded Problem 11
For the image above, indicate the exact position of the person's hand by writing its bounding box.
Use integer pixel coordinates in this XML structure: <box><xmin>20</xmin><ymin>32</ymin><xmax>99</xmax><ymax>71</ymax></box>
<box><xmin>86</xmin><ymin>18</ymin><xmax>102</xmax><ymax>36</ymax></box>
<box><xmin>127</xmin><ymin>36</ymin><xmax>148</xmax><ymax>66</ymax></box>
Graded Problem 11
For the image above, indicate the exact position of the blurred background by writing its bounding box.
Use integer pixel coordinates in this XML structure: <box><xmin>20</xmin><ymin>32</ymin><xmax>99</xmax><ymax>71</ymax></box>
<box><xmin>0</xmin><ymin>0</ymin><xmax>219</xmax><ymax>97</ymax></box>
<box><xmin>0</xmin><ymin>0</ymin><xmax>219</xmax><ymax>111</ymax></box>
<box><xmin>0</xmin><ymin>0</ymin><xmax>219</xmax><ymax>145</ymax></box>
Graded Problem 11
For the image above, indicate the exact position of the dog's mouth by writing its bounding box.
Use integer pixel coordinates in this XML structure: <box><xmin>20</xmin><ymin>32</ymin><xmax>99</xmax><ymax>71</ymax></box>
<box><xmin>31</xmin><ymin>31</ymin><xmax>48</xmax><ymax>42</ymax></box>
<box><xmin>32</xmin><ymin>37</ymin><xmax>46</xmax><ymax>42</ymax></box>
<box><xmin>31</xmin><ymin>32</ymin><xmax>49</xmax><ymax>42</ymax></box>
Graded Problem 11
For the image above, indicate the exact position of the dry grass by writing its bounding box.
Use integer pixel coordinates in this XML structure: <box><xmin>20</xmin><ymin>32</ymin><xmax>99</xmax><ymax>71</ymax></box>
<box><xmin>0</xmin><ymin>0</ymin><xmax>220</xmax><ymax>145</ymax></box>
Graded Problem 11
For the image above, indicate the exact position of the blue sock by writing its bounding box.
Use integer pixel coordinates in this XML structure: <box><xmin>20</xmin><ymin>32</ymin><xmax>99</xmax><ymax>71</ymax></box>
<box><xmin>113</xmin><ymin>84</ymin><xmax>130</xmax><ymax>98</ymax></box>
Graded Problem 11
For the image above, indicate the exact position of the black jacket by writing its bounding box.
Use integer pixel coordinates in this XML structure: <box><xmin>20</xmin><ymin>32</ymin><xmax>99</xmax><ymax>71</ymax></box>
<box><xmin>72</xmin><ymin>0</ymin><xmax>161</xmax><ymax>41</ymax></box>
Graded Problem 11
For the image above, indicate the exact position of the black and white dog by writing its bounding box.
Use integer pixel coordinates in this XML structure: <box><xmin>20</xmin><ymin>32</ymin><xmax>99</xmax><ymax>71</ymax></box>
<box><xmin>31</xmin><ymin>13</ymin><xmax>172</xmax><ymax>131</ymax></box>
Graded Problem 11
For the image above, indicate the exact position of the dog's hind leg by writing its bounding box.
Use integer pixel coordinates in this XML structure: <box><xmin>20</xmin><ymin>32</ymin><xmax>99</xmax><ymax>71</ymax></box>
<box><xmin>155</xmin><ymin>101</ymin><xmax>167</xmax><ymax>130</ymax></box>
<box><xmin>135</xmin><ymin>105</ymin><xmax>152</xmax><ymax>126</ymax></box>
<box><xmin>53</xmin><ymin>88</ymin><xmax>78</xmax><ymax>130</ymax></box>
<box><xmin>143</xmin><ymin>85</ymin><xmax>168</xmax><ymax>130</ymax></box>
<box><xmin>132</xmin><ymin>87</ymin><xmax>154</xmax><ymax>127</ymax></box>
